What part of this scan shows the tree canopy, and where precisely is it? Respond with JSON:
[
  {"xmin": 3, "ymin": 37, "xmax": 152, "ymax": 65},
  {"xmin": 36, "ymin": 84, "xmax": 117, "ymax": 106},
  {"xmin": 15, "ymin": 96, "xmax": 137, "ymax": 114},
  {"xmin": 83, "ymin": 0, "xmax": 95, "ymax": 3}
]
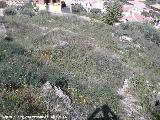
[{"xmin": 102, "ymin": 1, "xmax": 123, "ymax": 25}]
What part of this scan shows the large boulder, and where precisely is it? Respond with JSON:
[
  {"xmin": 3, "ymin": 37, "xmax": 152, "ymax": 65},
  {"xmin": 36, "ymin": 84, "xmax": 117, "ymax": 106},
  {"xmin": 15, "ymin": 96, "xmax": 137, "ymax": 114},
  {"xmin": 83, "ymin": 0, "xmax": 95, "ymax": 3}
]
[
  {"xmin": 0, "ymin": 23, "xmax": 6, "ymax": 39},
  {"xmin": 41, "ymin": 81, "xmax": 84, "ymax": 120}
]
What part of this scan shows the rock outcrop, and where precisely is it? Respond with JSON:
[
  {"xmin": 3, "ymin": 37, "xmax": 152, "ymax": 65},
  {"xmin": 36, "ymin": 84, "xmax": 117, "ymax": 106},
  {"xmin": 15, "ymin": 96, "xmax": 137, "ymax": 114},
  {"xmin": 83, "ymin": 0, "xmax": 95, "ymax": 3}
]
[{"xmin": 41, "ymin": 81, "xmax": 84, "ymax": 120}]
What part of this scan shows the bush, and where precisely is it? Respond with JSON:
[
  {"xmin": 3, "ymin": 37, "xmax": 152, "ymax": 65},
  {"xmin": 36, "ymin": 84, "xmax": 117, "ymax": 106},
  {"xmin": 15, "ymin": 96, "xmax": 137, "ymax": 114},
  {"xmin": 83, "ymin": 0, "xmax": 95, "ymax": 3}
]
[
  {"xmin": 0, "ymin": 86, "xmax": 47, "ymax": 116},
  {"xmin": 141, "ymin": 11, "xmax": 150, "ymax": 17},
  {"xmin": 116, "ymin": 22, "xmax": 160, "ymax": 45},
  {"xmin": 3, "ymin": 7, "xmax": 17, "ymax": 16},
  {"xmin": 0, "ymin": 39, "xmax": 70, "ymax": 87},
  {"xmin": 102, "ymin": 1, "xmax": 123, "ymax": 25},
  {"xmin": 39, "ymin": 10, "xmax": 51, "ymax": 16},
  {"xmin": 103, "ymin": 2, "xmax": 108, "ymax": 6},
  {"xmin": 24, "ymin": 1, "xmax": 34, "ymax": 9},
  {"xmin": 80, "ymin": 12, "xmax": 102, "ymax": 20},
  {"xmin": 140, "ymin": 23, "xmax": 160, "ymax": 45},
  {"xmin": 16, "ymin": 5, "xmax": 26, "ymax": 12},
  {"xmin": 71, "ymin": 4, "xmax": 86, "ymax": 14},
  {"xmin": 4, "ymin": 32, "xmax": 14, "ymax": 42},
  {"xmin": 90, "ymin": 8, "xmax": 101, "ymax": 14},
  {"xmin": 144, "ymin": 93, "xmax": 160, "ymax": 120},
  {"xmin": 155, "ymin": 12, "xmax": 160, "ymax": 19},
  {"xmin": 21, "ymin": 8, "xmax": 35, "ymax": 17},
  {"xmin": 0, "ymin": 1, "xmax": 7, "ymax": 8}
]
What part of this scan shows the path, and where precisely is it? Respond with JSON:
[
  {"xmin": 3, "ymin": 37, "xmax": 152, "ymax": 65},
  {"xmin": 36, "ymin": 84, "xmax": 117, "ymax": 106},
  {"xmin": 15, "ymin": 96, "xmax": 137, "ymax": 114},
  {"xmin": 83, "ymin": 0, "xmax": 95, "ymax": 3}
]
[
  {"xmin": 0, "ymin": 9, "xmax": 4, "ymax": 16},
  {"xmin": 118, "ymin": 76, "xmax": 145, "ymax": 120},
  {"xmin": 117, "ymin": 36, "xmax": 146, "ymax": 120}
]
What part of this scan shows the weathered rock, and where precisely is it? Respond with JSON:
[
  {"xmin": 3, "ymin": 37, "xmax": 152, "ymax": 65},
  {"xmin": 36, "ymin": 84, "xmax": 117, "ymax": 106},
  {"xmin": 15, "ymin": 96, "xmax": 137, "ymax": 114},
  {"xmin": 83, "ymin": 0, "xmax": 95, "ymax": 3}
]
[
  {"xmin": 41, "ymin": 81, "xmax": 84, "ymax": 120},
  {"xmin": 0, "ymin": 9, "xmax": 4, "ymax": 17},
  {"xmin": 118, "ymin": 77, "xmax": 145, "ymax": 120},
  {"xmin": 42, "ymin": 81, "xmax": 53, "ymax": 92},
  {"xmin": 0, "ymin": 23, "xmax": 6, "ymax": 39},
  {"xmin": 119, "ymin": 36, "xmax": 133, "ymax": 42}
]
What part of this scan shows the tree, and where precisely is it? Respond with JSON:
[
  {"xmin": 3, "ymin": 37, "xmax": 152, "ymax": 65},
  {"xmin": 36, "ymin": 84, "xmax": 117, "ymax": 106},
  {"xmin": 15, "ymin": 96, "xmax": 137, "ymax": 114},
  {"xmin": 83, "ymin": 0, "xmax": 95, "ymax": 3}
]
[
  {"xmin": 71, "ymin": 4, "xmax": 86, "ymax": 14},
  {"xmin": 0, "ymin": 0, "xmax": 7, "ymax": 8},
  {"xmin": 141, "ymin": 11, "xmax": 150, "ymax": 17},
  {"xmin": 145, "ymin": 0, "xmax": 159, "ymax": 6},
  {"xmin": 3, "ymin": 7, "xmax": 17, "ymax": 16},
  {"xmin": 102, "ymin": 1, "xmax": 123, "ymax": 25}
]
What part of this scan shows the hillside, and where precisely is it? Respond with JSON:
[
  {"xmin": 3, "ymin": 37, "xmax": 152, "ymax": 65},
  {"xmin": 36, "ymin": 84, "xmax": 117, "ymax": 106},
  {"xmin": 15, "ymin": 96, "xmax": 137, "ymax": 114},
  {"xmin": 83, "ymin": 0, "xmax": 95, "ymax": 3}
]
[{"xmin": 0, "ymin": 12, "xmax": 160, "ymax": 119}]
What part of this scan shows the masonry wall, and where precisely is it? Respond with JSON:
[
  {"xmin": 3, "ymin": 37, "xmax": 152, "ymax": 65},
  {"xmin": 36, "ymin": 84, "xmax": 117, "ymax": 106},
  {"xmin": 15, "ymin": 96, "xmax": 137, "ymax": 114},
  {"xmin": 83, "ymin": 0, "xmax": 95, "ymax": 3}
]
[
  {"xmin": 34, "ymin": 0, "xmax": 61, "ymax": 4},
  {"xmin": 34, "ymin": 0, "xmax": 45, "ymax": 4}
]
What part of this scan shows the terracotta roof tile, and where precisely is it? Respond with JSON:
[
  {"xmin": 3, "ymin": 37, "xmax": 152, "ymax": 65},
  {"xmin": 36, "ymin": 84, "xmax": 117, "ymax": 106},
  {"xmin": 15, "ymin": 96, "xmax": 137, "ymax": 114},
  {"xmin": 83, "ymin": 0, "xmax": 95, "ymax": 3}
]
[
  {"xmin": 150, "ymin": 3, "xmax": 160, "ymax": 10},
  {"xmin": 123, "ymin": 4, "xmax": 133, "ymax": 12},
  {"xmin": 120, "ymin": 12, "xmax": 150, "ymax": 22}
]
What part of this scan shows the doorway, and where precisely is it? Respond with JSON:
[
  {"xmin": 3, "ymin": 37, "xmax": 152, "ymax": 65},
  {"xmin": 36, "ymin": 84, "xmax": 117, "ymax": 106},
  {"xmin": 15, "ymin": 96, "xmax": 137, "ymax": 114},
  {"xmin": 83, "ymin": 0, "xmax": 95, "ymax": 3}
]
[
  {"xmin": 44, "ymin": 0, "xmax": 51, "ymax": 5},
  {"xmin": 52, "ymin": 0, "xmax": 57, "ymax": 3}
]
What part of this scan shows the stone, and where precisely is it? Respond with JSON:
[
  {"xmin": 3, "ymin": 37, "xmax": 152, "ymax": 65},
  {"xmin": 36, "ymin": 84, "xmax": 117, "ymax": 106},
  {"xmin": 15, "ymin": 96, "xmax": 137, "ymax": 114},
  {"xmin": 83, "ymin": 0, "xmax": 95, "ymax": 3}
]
[
  {"xmin": 119, "ymin": 36, "xmax": 133, "ymax": 42},
  {"xmin": 42, "ymin": 81, "xmax": 53, "ymax": 92},
  {"xmin": 0, "ymin": 24, "xmax": 6, "ymax": 39}
]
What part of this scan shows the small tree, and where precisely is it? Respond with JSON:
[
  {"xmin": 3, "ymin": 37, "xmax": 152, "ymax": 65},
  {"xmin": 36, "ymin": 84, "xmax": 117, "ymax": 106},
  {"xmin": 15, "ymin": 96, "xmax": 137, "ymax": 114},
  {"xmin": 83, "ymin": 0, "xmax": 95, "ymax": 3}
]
[
  {"xmin": 141, "ymin": 11, "xmax": 150, "ymax": 17},
  {"xmin": 0, "ymin": 0, "xmax": 7, "ymax": 8},
  {"xmin": 24, "ymin": 0, "xmax": 34, "ymax": 9},
  {"xmin": 3, "ymin": 7, "xmax": 17, "ymax": 16},
  {"xmin": 102, "ymin": 1, "xmax": 123, "ymax": 25},
  {"xmin": 145, "ymin": 0, "xmax": 157, "ymax": 6},
  {"xmin": 21, "ymin": 8, "xmax": 35, "ymax": 17},
  {"xmin": 71, "ymin": 4, "xmax": 86, "ymax": 14},
  {"xmin": 90, "ymin": 8, "xmax": 101, "ymax": 14}
]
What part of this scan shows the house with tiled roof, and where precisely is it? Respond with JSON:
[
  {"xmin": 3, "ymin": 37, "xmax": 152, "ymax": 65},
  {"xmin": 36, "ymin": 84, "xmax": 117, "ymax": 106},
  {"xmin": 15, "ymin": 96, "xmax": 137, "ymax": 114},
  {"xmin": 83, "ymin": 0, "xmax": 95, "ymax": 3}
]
[
  {"xmin": 121, "ymin": 0, "xmax": 151, "ymax": 23},
  {"xmin": 33, "ymin": 0, "xmax": 62, "ymax": 5},
  {"xmin": 33, "ymin": 0, "xmax": 73, "ymax": 13},
  {"xmin": 150, "ymin": 3, "xmax": 160, "ymax": 12},
  {"xmin": 123, "ymin": 4, "xmax": 133, "ymax": 12},
  {"xmin": 6, "ymin": 0, "xmax": 30, "ymax": 6},
  {"xmin": 120, "ymin": 10, "xmax": 150, "ymax": 22},
  {"xmin": 127, "ymin": 0, "xmax": 147, "ymax": 14},
  {"xmin": 122, "ymin": 4, "xmax": 133, "ymax": 16}
]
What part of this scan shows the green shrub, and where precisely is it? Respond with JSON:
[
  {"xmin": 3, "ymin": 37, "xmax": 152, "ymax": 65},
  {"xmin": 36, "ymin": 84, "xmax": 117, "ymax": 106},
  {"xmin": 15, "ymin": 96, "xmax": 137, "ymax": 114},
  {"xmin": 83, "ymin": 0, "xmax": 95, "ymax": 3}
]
[
  {"xmin": 24, "ymin": 1, "xmax": 34, "ymax": 9},
  {"xmin": 71, "ymin": 4, "xmax": 86, "ymax": 14},
  {"xmin": 0, "ymin": 86, "xmax": 47, "ymax": 116},
  {"xmin": 155, "ymin": 12, "xmax": 160, "ymax": 19},
  {"xmin": 0, "ymin": 1, "xmax": 7, "ymax": 8},
  {"xmin": 80, "ymin": 11, "xmax": 102, "ymax": 20},
  {"xmin": 141, "ymin": 11, "xmax": 150, "ymax": 17},
  {"xmin": 116, "ymin": 22, "xmax": 160, "ymax": 45},
  {"xmin": 103, "ymin": 2, "xmax": 108, "ymax": 6},
  {"xmin": 102, "ymin": 1, "xmax": 123, "ymax": 25},
  {"xmin": 140, "ymin": 24, "xmax": 160, "ymax": 45},
  {"xmin": 4, "ymin": 32, "xmax": 14, "ymax": 42},
  {"xmin": 39, "ymin": 10, "xmax": 51, "ymax": 16},
  {"xmin": 21, "ymin": 8, "xmax": 35, "ymax": 17},
  {"xmin": 145, "ymin": 0, "xmax": 157, "ymax": 6},
  {"xmin": 90, "ymin": 8, "xmax": 101, "ymax": 14},
  {"xmin": 144, "ymin": 94, "xmax": 160, "ymax": 120},
  {"xmin": 3, "ymin": 7, "xmax": 17, "ymax": 16},
  {"xmin": 16, "ymin": 5, "xmax": 26, "ymax": 12}
]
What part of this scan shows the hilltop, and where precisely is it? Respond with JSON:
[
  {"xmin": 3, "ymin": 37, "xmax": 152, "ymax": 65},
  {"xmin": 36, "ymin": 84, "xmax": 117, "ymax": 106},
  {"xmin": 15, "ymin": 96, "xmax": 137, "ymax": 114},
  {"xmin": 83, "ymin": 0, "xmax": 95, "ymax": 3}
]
[{"xmin": 0, "ymin": 10, "xmax": 160, "ymax": 120}]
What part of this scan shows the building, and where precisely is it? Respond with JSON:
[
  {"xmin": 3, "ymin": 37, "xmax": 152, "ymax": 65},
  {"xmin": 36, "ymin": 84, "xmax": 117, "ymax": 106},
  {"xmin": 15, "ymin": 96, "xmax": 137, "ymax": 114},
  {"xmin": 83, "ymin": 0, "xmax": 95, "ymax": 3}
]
[
  {"xmin": 120, "ymin": 10, "xmax": 150, "ymax": 22},
  {"xmin": 34, "ymin": 0, "xmax": 61, "ymax": 5},
  {"xmin": 80, "ymin": 0, "xmax": 105, "ymax": 12},
  {"xmin": 122, "ymin": 4, "xmax": 133, "ymax": 15},
  {"xmin": 150, "ymin": 3, "xmax": 160, "ymax": 12},
  {"xmin": 127, "ymin": 1, "xmax": 147, "ymax": 14},
  {"xmin": 132, "ymin": 12, "xmax": 150, "ymax": 21},
  {"xmin": 34, "ymin": 0, "xmax": 73, "ymax": 13},
  {"xmin": 6, "ymin": 0, "xmax": 30, "ymax": 6},
  {"xmin": 121, "ymin": 2, "xmax": 150, "ymax": 23}
]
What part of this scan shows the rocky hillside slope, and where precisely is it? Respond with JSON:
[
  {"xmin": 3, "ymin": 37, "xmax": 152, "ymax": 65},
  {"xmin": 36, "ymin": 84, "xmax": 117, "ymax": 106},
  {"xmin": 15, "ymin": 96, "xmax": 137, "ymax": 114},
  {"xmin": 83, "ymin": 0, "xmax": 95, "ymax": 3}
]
[{"xmin": 0, "ymin": 13, "xmax": 159, "ymax": 120}]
